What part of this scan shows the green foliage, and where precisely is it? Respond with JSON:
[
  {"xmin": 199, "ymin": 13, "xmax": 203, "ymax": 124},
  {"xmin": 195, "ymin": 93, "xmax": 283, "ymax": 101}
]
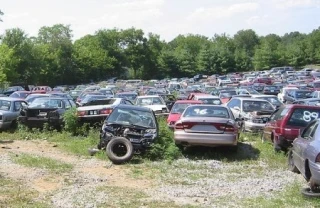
[
  {"xmin": 11, "ymin": 153, "xmax": 73, "ymax": 173},
  {"xmin": 145, "ymin": 117, "xmax": 182, "ymax": 161},
  {"xmin": 63, "ymin": 107, "xmax": 79, "ymax": 134}
]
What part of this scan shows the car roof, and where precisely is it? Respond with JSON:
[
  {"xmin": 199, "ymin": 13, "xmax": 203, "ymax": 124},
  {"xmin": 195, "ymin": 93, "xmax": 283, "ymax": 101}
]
[
  {"xmin": 285, "ymin": 104, "xmax": 320, "ymax": 109},
  {"xmin": 174, "ymin": 100, "xmax": 203, "ymax": 104},
  {"xmin": 137, "ymin": 95, "xmax": 161, "ymax": 98},
  {"xmin": 230, "ymin": 97, "xmax": 270, "ymax": 102},
  {"xmin": 116, "ymin": 104, "xmax": 153, "ymax": 112},
  {"xmin": 195, "ymin": 95, "xmax": 220, "ymax": 98},
  {"xmin": 0, "ymin": 97, "xmax": 24, "ymax": 101}
]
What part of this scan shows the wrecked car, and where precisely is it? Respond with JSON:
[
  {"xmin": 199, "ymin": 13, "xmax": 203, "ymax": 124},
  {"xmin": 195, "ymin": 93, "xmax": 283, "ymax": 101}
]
[
  {"xmin": 98, "ymin": 104, "xmax": 158, "ymax": 164},
  {"xmin": 226, "ymin": 97, "xmax": 275, "ymax": 132},
  {"xmin": 19, "ymin": 97, "xmax": 76, "ymax": 129}
]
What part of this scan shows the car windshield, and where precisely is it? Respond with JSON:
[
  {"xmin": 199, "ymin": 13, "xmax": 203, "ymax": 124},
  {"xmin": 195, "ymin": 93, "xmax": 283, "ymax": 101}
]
[
  {"xmin": 84, "ymin": 99, "xmax": 116, "ymax": 106},
  {"xmin": 107, "ymin": 108, "xmax": 156, "ymax": 128},
  {"xmin": 136, "ymin": 97, "xmax": 164, "ymax": 105},
  {"xmin": 0, "ymin": 100, "xmax": 11, "ymax": 111},
  {"xmin": 259, "ymin": 97, "xmax": 282, "ymax": 106},
  {"xmin": 287, "ymin": 108, "xmax": 320, "ymax": 127},
  {"xmin": 243, "ymin": 100, "xmax": 274, "ymax": 112},
  {"xmin": 296, "ymin": 91, "xmax": 311, "ymax": 98},
  {"xmin": 82, "ymin": 96, "xmax": 108, "ymax": 103},
  {"xmin": 198, "ymin": 98, "xmax": 221, "ymax": 105},
  {"xmin": 29, "ymin": 98, "xmax": 63, "ymax": 108},
  {"xmin": 116, "ymin": 94, "xmax": 137, "ymax": 100},
  {"xmin": 183, "ymin": 106, "xmax": 230, "ymax": 118},
  {"xmin": 171, "ymin": 103, "xmax": 192, "ymax": 114}
]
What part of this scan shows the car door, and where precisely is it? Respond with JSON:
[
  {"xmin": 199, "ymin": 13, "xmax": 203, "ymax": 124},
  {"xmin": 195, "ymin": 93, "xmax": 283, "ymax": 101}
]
[{"xmin": 293, "ymin": 120, "xmax": 318, "ymax": 172}]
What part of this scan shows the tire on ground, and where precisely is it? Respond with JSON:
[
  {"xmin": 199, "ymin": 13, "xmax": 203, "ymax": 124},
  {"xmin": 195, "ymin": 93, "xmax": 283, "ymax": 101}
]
[{"xmin": 106, "ymin": 137, "xmax": 134, "ymax": 164}]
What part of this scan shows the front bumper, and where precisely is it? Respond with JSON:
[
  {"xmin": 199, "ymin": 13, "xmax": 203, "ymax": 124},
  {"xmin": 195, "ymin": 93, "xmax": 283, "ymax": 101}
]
[
  {"xmin": 174, "ymin": 130, "xmax": 238, "ymax": 147},
  {"xmin": 244, "ymin": 121, "xmax": 266, "ymax": 132}
]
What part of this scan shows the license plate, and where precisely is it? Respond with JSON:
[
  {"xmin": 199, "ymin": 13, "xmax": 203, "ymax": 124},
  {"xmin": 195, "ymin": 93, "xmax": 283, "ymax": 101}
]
[
  {"xmin": 130, "ymin": 139, "xmax": 140, "ymax": 143},
  {"xmin": 191, "ymin": 125, "xmax": 217, "ymax": 132},
  {"xmin": 271, "ymin": 90, "xmax": 274, "ymax": 92},
  {"xmin": 39, "ymin": 112, "xmax": 47, "ymax": 116},
  {"xmin": 89, "ymin": 110, "xmax": 98, "ymax": 115}
]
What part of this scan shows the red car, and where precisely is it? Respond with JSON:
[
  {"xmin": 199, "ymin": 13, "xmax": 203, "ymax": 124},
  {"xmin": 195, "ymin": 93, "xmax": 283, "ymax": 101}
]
[
  {"xmin": 167, "ymin": 100, "xmax": 202, "ymax": 128},
  {"xmin": 262, "ymin": 104, "xmax": 320, "ymax": 152},
  {"xmin": 252, "ymin": 78, "xmax": 273, "ymax": 85}
]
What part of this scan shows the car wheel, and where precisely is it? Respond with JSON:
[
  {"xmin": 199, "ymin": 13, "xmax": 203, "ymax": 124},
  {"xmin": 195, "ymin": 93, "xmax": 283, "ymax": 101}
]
[
  {"xmin": 273, "ymin": 136, "xmax": 281, "ymax": 153},
  {"xmin": 288, "ymin": 149, "xmax": 300, "ymax": 173},
  {"xmin": 301, "ymin": 187, "xmax": 320, "ymax": 198},
  {"xmin": 106, "ymin": 137, "xmax": 134, "ymax": 164},
  {"xmin": 310, "ymin": 179, "xmax": 320, "ymax": 193}
]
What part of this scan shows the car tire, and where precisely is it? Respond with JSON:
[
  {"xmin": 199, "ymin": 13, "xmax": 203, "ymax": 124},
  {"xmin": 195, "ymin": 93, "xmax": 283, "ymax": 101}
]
[
  {"xmin": 273, "ymin": 136, "xmax": 281, "ymax": 153},
  {"xmin": 301, "ymin": 187, "xmax": 320, "ymax": 198},
  {"xmin": 106, "ymin": 137, "xmax": 134, "ymax": 164},
  {"xmin": 310, "ymin": 178, "xmax": 320, "ymax": 193},
  {"xmin": 288, "ymin": 149, "xmax": 300, "ymax": 173}
]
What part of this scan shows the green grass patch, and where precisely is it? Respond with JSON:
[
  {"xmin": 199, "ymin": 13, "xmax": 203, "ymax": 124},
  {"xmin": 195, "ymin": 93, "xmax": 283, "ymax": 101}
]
[
  {"xmin": 11, "ymin": 153, "xmax": 73, "ymax": 174},
  {"xmin": 242, "ymin": 182, "xmax": 320, "ymax": 208},
  {"xmin": 0, "ymin": 176, "xmax": 49, "ymax": 208}
]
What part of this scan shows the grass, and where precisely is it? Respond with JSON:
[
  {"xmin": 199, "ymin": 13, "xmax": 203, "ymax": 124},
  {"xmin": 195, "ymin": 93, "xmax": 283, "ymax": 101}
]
[
  {"xmin": 0, "ymin": 177, "xmax": 49, "ymax": 208},
  {"xmin": 241, "ymin": 182, "xmax": 320, "ymax": 208},
  {"xmin": 11, "ymin": 153, "xmax": 73, "ymax": 174}
]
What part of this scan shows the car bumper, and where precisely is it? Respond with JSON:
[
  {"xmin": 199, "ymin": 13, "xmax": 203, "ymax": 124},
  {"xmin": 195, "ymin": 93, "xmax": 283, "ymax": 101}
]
[
  {"xmin": 244, "ymin": 121, "xmax": 266, "ymax": 132},
  {"xmin": 174, "ymin": 130, "xmax": 238, "ymax": 147},
  {"xmin": 0, "ymin": 121, "xmax": 12, "ymax": 130},
  {"xmin": 309, "ymin": 161, "xmax": 320, "ymax": 185},
  {"xmin": 19, "ymin": 116, "xmax": 62, "ymax": 128}
]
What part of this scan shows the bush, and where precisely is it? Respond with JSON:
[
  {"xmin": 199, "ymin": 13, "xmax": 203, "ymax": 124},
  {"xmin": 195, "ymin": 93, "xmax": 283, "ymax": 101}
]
[
  {"xmin": 145, "ymin": 117, "xmax": 182, "ymax": 161},
  {"xmin": 63, "ymin": 107, "xmax": 79, "ymax": 135}
]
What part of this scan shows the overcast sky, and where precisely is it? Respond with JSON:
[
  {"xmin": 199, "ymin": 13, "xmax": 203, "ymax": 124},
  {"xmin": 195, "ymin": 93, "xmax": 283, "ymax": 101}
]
[{"xmin": 1, "ymin": 0, "xmax": 320, "ymax": 41}]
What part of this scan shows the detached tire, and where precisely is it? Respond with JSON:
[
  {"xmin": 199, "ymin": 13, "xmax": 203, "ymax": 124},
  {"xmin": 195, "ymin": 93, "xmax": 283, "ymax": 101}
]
[{"xmin": 106, "ymin": 137, "xmax": 134, "ymax": 164}]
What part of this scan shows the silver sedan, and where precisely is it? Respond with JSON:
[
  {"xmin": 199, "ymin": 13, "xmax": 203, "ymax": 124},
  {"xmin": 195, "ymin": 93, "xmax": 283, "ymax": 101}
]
[
  {"xmin": 173, "ymin": 105, "xmax": 239, "ymax": 149},
  {"xmin": 288, "ymin": 118, "xmax": 320, "ymax": 193}
]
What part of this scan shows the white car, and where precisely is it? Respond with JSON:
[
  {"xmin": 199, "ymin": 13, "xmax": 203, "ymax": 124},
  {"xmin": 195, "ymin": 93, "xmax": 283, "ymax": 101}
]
[
  {"xmin": 134, "ymin": 95, "xmax": 169, "ymax": 116},
  {"xmin": 278, "ymin": 87, "xmax": 298, "ymax": 102}
]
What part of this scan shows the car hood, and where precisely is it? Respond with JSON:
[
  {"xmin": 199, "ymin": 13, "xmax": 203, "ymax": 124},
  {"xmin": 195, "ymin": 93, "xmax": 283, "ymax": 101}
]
[{"xmin": 141, "ymin": 105, "xmax": 167, "ymax": 111}]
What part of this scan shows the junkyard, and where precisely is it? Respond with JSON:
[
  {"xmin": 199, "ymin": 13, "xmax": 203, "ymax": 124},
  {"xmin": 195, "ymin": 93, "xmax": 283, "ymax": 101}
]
[{"xmin": 1, "ymin": 1, "xmax": 320, "ymax": 207}]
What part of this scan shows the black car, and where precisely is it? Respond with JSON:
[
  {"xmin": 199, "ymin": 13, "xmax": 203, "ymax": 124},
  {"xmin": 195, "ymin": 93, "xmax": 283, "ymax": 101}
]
[
  {"xmin": 98, "ymin": 104, "xmax": 158, "ymax": 164},
  {"xmin": 262, "ymin": 85, "xmax": 280, "ymax": 95},
  {"xmin": 19, "ymin": 97, "xmax": 76, "ymax": 129}
]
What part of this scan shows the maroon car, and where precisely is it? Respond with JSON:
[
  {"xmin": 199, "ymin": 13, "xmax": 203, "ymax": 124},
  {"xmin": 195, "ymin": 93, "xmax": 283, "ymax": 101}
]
[
  {"xmin": 262, "ymin": 104, "xmax": 320, "ymax": 151},
  {"xmin": 253, "ymin": 77, "xmax": 273, "ymax": 85}
]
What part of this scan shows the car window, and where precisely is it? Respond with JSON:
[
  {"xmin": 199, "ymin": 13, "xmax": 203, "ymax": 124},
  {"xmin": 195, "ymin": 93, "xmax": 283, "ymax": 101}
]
[
  {"xmin": 14, "ymin": 101, "xmax": 22, "ymax": 111},
  {"xmin": 302, "ymin": 121, "xmax": 318, "ymax": 139},
  {"xmin": 227, "ymin": 99, "xmax": 239, "ymax": 109},
  {"xmin": 287, "ymin": 108, "xmax": 320, "ymax": 127},
  {"xmin": 63, "ymin": 100, "xmax": 71, "ymax": 109}
]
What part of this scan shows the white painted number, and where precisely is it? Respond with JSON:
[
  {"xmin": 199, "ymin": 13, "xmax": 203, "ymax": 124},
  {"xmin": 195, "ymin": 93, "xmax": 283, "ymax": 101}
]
[{"xmin": 303, "ymin": 111, "xmax": 319, "ymax": 122}]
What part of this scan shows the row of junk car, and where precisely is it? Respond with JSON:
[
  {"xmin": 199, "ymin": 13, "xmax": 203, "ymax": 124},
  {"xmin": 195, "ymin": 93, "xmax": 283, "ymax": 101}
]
[{"xmin": 0, "ymin": 66, "xmax": 319, "ymax": 195}]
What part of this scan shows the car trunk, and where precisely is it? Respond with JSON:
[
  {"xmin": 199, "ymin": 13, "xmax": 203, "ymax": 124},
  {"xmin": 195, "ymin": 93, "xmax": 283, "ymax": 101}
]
[
  {"xmin": 26, "ymin": 108, "xmax": 58, "ymax": 117},
  {"xmin": 178, "ymin": 118, "xmax": 235, "ymax": 134}
]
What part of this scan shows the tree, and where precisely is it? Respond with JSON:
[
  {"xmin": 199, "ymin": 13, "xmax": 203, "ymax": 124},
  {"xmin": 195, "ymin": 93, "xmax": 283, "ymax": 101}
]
[
  {"xmin": 233, "ymin": 29, "xmax": 259, "ymax": 57},
  {"xmin": 0, "ymin": 10, "xmax": 3, "ymax": 22}
]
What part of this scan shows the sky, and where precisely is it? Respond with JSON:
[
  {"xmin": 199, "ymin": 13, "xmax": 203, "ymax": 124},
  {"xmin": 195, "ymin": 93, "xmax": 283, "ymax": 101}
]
[{"xmin": 1, "ymin": 0, "xmax": 320, "ymax": 41}]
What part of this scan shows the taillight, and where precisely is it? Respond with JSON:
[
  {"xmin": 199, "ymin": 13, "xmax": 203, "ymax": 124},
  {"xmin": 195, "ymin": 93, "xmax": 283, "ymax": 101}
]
[
  {"xmin": 316, "ymin": 153, "xmax": 320, "ymax": 163},
  {"xmin": 100, "ymin": 109, "xmax": 112, "ymax": 115},
  {"xmin": 77, "ymin": 111, "xmax": 86, "ymax": 116},
  {"xmin": 175, "ymin": 123, "xmax": 184, "ymax": 130}
]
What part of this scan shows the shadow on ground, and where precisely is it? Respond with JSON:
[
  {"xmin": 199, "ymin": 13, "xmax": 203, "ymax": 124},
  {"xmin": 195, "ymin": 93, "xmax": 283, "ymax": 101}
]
[{"xmin": 181, "ymin": 142, "xmax": 260, "ymax": 162}]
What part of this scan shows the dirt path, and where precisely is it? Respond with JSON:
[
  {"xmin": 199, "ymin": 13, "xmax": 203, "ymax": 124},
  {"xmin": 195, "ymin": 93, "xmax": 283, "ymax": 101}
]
[{"xmin": 0, "ymin": 140, "xmax": 153, "ymax": 207}]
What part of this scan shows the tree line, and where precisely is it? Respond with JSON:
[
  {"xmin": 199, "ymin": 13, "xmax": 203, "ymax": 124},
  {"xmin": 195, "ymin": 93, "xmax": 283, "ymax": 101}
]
[{"xmin": 0, "ymin": 23, "xmax": 320, "ymax": 86}]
